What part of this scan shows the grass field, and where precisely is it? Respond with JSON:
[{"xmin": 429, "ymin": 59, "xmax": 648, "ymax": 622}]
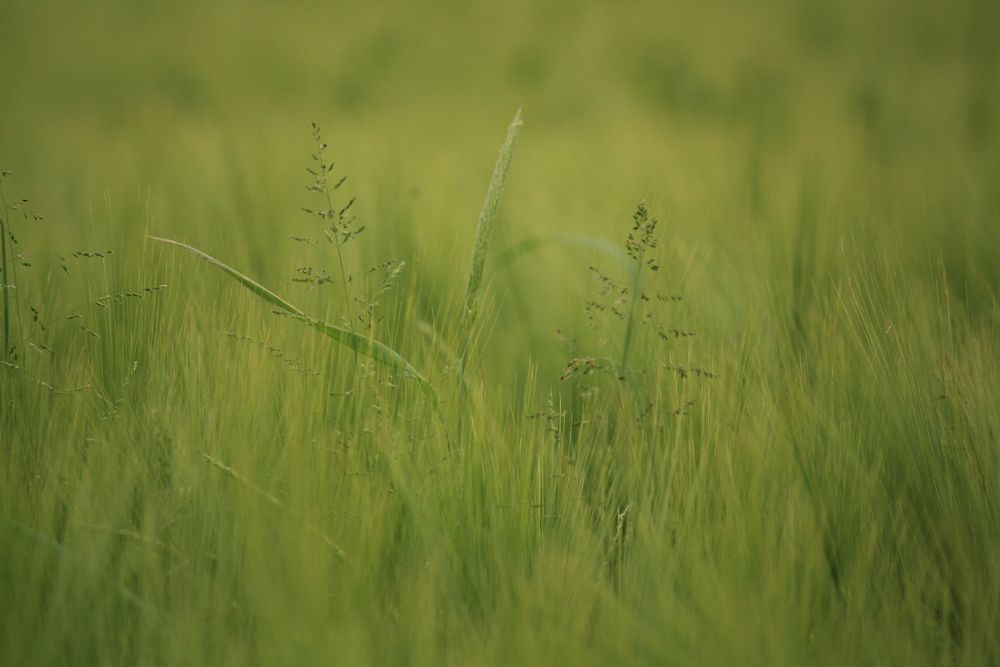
[{"xmin": 2, "ymin": 0, "xmax": 999, "ymax": 664}]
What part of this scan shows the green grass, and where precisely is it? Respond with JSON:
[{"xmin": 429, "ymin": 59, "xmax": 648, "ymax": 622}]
[
  {"xmin": 146, "ymin": 235, "xmax": 431, "ymax": 388},
  {"xmin": 2, "ymin": 0, "xmax": 999, "ymax": 665}
]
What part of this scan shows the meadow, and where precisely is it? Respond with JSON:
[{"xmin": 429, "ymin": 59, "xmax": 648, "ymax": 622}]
[{"xmin": 1, "ymin": 0, "xmax": 999, "ymax": 664}]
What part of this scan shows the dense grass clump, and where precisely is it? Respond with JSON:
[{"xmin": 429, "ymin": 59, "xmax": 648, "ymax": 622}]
[{"xmin": 2, "ymin": 0, "xmax": 999, "ymax": 665}]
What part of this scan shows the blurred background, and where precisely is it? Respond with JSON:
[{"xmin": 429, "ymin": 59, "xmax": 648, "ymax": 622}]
[{"xmin": 2, "ymin": 0, "xmax": 999, "ymax": 377}]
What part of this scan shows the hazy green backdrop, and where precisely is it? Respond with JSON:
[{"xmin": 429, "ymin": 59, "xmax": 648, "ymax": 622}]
[{"xmin": 2, "ymin": 0, "xmax": 998, "ymax": 665}]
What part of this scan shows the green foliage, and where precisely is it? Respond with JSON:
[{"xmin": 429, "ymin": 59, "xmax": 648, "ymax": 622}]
[
  {"xmin": 148, "ymin": 235, "xmax": 430, "ymax": 386},
  {"xmin": 2, "ymin": 1, "xmax": 1000, "ymax": 665},
  {"xmin": 463, "ymin": 108, "xmax": 523, "ymax": 320}
]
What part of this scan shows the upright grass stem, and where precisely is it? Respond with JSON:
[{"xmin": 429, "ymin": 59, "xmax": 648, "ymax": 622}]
[
  {"xmin": 462, "ymin": 109, "xmax": 523, "ymax": 321},
  {"xmin": 620, "ymin": 202, "xmax": 658, "ymax": 379},
  {"xmin": 0, "ymin": 182, "xmax": 9, "ymax": 360},
  {"xmin": 619, "ymin": 259, "xmax": 644, "ymax": 379},
  {"xmin": 456, "ymin": 109, "xmax": 523, "ymax": 440},
  {"xmin": 310, "ymin": 130, "xmax": 358, "ymax": 363}
]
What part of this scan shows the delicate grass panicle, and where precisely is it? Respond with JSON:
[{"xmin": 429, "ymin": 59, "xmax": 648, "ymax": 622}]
[
  {"xmin": 563, "ymin": 202, "xmax": 697, "ymax": 385},
  {"xmin": 147, "ymin": 114, "xmax": 531, "ymax": 428},
  {"xmin": 0, "ymin": 169, "xmax": 43, "ymax": 363},
  {"xmin": 0, "ymin": 172, "xmax": 99, "ymax": 369},
  {"xmin": 620, "ymin": 201, "xmax": 659, "ymax": 377},
  {"xmin": 301, "ymin": 121, "xmax": 363, "ymax": 330},
  {"xmin": 149, "ymin": 123, "xmax": 429, "ymax": 389},
  {"xmin": 0, "ymin": 172, "xmax": 13, "ymax": 361}
]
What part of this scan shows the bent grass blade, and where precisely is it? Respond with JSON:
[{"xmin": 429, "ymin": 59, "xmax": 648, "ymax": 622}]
[
  {"xmin": 493, "ymin": 232, "xmax": 633, "ymax": 276},
  {"xmin": 147, "ymin": 235, "xmax": 431, "ymax": 388}
]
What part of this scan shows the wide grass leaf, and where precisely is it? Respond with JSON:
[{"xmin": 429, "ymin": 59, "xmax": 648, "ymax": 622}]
[{"xmin": 148, "ymin": 235, "xmax": 430, "ymax": 386}]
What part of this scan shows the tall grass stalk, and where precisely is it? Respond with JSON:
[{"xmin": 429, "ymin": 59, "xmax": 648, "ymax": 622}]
[
  {"xmin": 462, "ymin": 109, "xmax": 523, "ymax": 321},
  {"xmin": 620, "ymin": 264, "xmax": 644, "ymax": 379},
  {"xmin": 619, "ymin": 202, "xmax": 658, "ymax": 379},
  {"xmin": 0, "ymin": 174, "xmax": 10, "ymax": 359},
  {"xmin": 309, "ymin": 124, "xmax": 356, "ymax": 340},
  {"xmin": 456, "ymin": 109, "xmax": 522, "ymax": 437}
]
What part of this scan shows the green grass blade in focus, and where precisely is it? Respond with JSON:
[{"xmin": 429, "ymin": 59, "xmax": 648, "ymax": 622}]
[
  {"xmin": 148, "ymin": 235, "xmax": 431, "ymax": 387},
  {"xmin": 463, "ymin": 108, "xmax": 522, "ymax": 318}
]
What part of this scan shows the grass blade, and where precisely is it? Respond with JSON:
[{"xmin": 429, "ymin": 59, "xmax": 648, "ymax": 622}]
[
  {"xmin": 279, "ymin": 311, "xmax": 428, "ymax": 384},
  {"xmin": 149, "ymin": 236, "xmax": 301, "ymax": 314},
  {"xmin": 456, "ymin": 109, "xmax": 523, "ymax": 440},
  {"xmin": 463, "ymin": 108, "xmax": 523, "ymax": 317},
  {"xmin": 148, "ymin": 235, "xmax": 431, "ymax": 386},
  {"xmin": 4, "ymin": 519, "xmax": 157, "ymax": 615},
  {"xmin": 493, "ymin": 232, "xmax": 633, "ymax": 275},
  {"xmin": 202, "ymin": 453, "xmax": 348, "ymax": 562}
]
